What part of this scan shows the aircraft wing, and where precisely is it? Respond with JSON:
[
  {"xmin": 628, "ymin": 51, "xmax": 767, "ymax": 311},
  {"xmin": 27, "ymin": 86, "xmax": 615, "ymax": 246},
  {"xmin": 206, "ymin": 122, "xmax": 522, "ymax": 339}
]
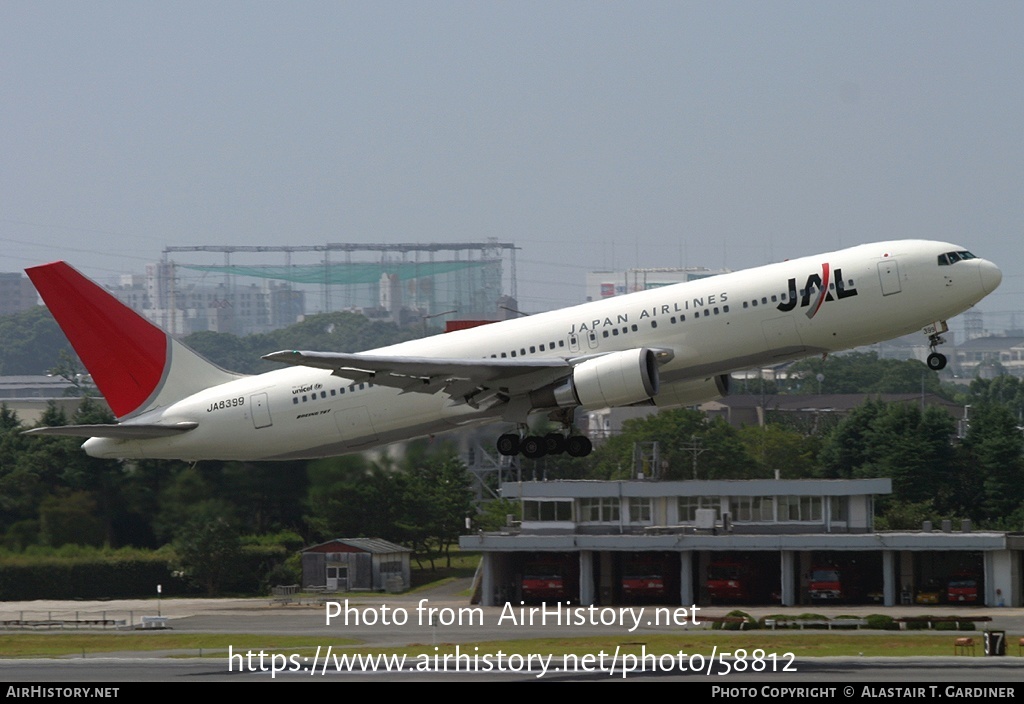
[
  {"xmin": 23, "ymin": 422, "xmax": 199, "ymax": 440},
  {"xmin": 262, "ymin": 349, "xmax": 575, "ymax": 406}
]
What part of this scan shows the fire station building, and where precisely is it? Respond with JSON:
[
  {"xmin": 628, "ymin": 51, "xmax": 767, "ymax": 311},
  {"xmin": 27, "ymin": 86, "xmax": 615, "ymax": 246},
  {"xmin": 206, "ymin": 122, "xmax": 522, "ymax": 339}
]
[{"xmin": 462, "ymin": 478, "xmax": 1023, "ymax": 608}]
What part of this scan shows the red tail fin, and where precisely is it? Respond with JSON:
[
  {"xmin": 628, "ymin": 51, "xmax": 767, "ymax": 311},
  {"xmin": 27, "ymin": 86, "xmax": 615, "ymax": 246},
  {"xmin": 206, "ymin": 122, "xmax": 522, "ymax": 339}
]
[
  {"xmin": 27, "ymin": 262, "xmax": 168, "ymax": 418},
  {"xmin": 27, "ymin": 262, "xmax": 240, "ymax": 419}
]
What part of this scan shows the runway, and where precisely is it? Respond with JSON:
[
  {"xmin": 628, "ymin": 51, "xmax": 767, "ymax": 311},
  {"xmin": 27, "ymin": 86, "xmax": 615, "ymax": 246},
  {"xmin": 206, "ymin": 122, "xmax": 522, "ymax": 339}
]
[{"xmin": 3, "ymin": 590, "xmax": 1023, "ymax": 683}]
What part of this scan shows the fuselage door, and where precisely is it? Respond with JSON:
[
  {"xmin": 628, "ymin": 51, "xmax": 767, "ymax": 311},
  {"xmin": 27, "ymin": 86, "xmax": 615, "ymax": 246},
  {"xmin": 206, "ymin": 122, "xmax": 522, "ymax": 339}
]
[
  {"xmin": 335, "ymin": 406, "xmax": 379, "ymax": 447},
  {"xmin": 251, "ymin": 392, "xmax": 272, "ymax": 429},
  {"xmin": 761, "ymin": 316, "xmax": 806, "ymax": 358},
  {"xmin": 587, "ymin": 331, "xmax": 599, "ymax": 349},
  {"xmin": 877, "ymin": 259, "xmax": 902, "ymax": 296}
]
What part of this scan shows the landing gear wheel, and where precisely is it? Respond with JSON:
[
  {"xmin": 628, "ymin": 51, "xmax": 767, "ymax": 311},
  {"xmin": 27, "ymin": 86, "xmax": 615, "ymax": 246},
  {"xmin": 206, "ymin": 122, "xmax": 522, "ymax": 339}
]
[
  {"xmin": 496, "ymin": 433, "xmax": 520, "ymax": 456},
  {"xmin": 543, "ymin": 432, "xmax": 567, "ymax": 455},
  {"xmin": 565, "ymin": 435, "xmax": 593, "ymax": 458},
  {"xmin": 520, "ymin": 436, "xmax": 546, "ymax": 459},
  {"xmin": 927, "ymin": 352, "xmax": 947, "ymax": 371}
]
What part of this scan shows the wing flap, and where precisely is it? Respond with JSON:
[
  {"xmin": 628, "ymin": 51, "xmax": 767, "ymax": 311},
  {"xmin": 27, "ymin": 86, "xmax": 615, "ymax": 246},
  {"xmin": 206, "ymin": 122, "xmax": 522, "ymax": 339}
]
[{"xmin": 262, "ymin": 350, "xmax": 573, "ymax": 403}]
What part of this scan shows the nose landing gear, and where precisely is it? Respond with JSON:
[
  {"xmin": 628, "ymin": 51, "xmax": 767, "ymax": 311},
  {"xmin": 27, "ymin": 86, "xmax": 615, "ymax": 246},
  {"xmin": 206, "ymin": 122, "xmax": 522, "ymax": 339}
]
[{"xmin": 925, "ymin": 321, "xmax": 949, "ymax": 371}]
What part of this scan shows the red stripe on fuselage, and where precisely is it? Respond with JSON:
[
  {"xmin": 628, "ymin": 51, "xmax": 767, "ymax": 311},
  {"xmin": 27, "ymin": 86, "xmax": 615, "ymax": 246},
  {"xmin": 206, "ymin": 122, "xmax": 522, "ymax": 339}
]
[
  {"xmin": 809, "ymin": 262, "xmax": 831, "ymax": 318},
  {"xmin": 26, "ymin": 262, "xmax": 167, "ymax": 418}
]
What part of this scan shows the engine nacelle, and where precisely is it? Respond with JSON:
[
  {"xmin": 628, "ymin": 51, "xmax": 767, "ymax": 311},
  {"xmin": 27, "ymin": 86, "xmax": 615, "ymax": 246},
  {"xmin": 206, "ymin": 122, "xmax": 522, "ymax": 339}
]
[
  {"xmin": 532, "ymin": 348, "xmax": 660, "ymax": 410},
  {"xmin": 652, "ymin": 374, "xmax": 730, "ymax": 408}
]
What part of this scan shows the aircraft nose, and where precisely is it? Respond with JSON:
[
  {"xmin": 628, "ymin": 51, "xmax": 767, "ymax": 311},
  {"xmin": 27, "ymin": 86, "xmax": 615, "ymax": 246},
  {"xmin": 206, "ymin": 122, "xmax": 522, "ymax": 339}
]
[{"xmin": 978, "ymin": 259, "xmax": 1002, "ymax": 294}]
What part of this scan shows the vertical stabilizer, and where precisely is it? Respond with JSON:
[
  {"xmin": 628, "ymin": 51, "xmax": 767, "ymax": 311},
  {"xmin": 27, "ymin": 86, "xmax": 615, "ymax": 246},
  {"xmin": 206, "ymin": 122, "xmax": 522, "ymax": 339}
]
[{"xmin": 26, "ymin": 262, "xmax": 242, "ymax": 419}]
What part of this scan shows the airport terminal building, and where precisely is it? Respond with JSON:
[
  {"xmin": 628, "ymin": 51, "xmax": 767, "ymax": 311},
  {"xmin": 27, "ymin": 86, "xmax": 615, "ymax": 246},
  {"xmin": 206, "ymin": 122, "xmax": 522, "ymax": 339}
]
[{"xmin": 462, "ymin": 478, "xmax": 1023, "ymax": 608}]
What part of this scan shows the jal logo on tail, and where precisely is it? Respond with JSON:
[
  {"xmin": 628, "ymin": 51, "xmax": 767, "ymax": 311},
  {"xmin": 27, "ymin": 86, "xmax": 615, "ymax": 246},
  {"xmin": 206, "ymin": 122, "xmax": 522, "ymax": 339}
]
[{"xmin": 777, "ymin": 263, "xmax": 858, "ymax": 318}]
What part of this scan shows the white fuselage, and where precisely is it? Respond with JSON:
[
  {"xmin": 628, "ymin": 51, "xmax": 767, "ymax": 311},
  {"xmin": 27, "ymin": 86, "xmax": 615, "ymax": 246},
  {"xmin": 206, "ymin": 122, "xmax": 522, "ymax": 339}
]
[{"xmin": 82, "ymin": 240, "xmax": 1000, "ymax": 461}]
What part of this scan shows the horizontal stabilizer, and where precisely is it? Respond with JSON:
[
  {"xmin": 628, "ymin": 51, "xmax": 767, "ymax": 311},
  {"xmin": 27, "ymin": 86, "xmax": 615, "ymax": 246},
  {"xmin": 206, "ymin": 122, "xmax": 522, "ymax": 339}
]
[{"xmin": 23, "ymin": 422, "xmax": 199, "ymax": 440}]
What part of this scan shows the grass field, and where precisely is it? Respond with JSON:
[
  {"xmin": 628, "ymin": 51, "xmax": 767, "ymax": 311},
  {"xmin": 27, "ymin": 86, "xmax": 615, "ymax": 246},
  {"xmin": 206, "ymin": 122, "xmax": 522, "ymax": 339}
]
[{"xmin": 0, "ymin": 630, "xmax": 1015, "ymax": 659}]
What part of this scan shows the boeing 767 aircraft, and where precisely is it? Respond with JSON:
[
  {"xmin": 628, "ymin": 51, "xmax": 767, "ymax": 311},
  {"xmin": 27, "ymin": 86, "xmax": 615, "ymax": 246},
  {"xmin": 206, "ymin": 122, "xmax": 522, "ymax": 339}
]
[{"xmin": 24, "ymin": 240, "xmax": 1000, "ymax": 461}]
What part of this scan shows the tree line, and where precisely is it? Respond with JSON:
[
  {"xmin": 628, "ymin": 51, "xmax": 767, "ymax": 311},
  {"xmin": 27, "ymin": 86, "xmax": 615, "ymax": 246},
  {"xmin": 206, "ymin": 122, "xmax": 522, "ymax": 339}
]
[
  {"xmin": 534, "ymin": 386, "xmax": 1024, "ymax": 530},
  {"xmin": 2, "ymin": 305, "xmax": 1023, "ymax": 592}
]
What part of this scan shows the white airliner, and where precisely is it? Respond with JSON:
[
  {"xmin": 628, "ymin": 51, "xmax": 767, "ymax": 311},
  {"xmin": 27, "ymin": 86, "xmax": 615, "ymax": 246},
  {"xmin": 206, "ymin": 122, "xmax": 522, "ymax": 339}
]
[{"xmin": 25, "ymin": 240, "xmax": 1000, "ymax": 461}]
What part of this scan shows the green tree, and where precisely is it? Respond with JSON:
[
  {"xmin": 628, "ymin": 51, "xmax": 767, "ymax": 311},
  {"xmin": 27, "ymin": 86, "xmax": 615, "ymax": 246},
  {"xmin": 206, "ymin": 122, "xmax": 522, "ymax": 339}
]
[
  {"xmin": 856, "ymin": 404, "xmax": 955, "ymax": 504},
  {"xmin": 174, "ymin": 514, "xmax": 243, "ymax": 596},
  {"xmin": 820, "ymin": 401, "xmax": 957, "ymax": 496},
  {"xmin": 587, "ymin": 408, "xmax": 757, "ymax": 480},
  {"xmin": 473, "ymin": 497, "xmax": 520, "ymax": 532},
  {"xmin": 305, "ymin": 455, "xmax": 401, "ymax": 542},
  {"xmin": 737, "ymin": 424, "xmax": 820, "ymax": 478},
  {"xmin": 964, "ymin": 376, "xmax": 1024, "ymax": 423},
  {"xmin": 784, "ymin": 352, "xmax": 947, "ymax": 396},
  {"xmin": 39, "ymin": 491, "xmax": 105, "ymax": 546},
  {"xmin": 180, "ymin": 331, "xmax": 255, "ymax": 373},
  {"xmin": 0, "ymin": 307, "xmax": 74, "ymax": 376},
  {"xmin": 818, "ymin": 400, "xmax": 885, "ymax": 478},
  {"xmin": 405, "ymin": 448, "xmax": 473, "ymax": 568},
  {"xmin": 963, "ymin": 402, "xmax": 1024, "ymax": 523}
]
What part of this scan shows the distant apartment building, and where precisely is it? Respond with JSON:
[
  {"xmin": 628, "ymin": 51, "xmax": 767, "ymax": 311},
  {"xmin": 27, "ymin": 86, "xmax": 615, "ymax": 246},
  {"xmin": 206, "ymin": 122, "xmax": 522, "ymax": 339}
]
[
  {"xmin": 585, "ymin": 266, "xmax": 730, "ymax": 302},
  {"xmin": 954, "ymin": 335, "xmax": 1024, "ymax": 379},
  {"xmin": 0, "ymin": 273, "xmax": 38, "ymax": 316},
  {"xmin": 109, "ymin": 263, "xmax": 305, "ymax": 336}
]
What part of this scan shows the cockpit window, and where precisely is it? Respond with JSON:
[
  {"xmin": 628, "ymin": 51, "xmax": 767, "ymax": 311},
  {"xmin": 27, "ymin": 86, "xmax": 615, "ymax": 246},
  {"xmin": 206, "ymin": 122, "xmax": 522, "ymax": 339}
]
[{"xmin": 938, "ymin": 250, "xmax": 977, "ymax": 266}]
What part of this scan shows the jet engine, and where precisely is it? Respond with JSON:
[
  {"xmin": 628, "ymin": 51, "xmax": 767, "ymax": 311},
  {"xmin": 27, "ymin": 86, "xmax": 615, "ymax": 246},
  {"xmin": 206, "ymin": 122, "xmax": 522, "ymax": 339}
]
[
  {"xmin": 531, "ymin": 348, "xmax": 659, "ymax": 410},
  {"xmin": 651, "ymin": 374, "xmax": 730, "ymax": 408}
]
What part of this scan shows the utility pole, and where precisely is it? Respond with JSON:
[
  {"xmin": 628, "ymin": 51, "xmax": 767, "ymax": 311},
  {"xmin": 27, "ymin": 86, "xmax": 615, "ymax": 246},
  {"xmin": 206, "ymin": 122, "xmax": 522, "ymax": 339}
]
[{"xmin": 681, "ymin": 435, "xmax": 707, "ymax": 480}]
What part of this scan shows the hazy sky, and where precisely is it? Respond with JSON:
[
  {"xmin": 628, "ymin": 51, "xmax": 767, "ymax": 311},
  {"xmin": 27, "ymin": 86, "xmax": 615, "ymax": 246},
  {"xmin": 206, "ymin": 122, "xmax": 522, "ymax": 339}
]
[{"xmin": 2, "ymin": 2, "xmax": 1021, "ymax": 332}]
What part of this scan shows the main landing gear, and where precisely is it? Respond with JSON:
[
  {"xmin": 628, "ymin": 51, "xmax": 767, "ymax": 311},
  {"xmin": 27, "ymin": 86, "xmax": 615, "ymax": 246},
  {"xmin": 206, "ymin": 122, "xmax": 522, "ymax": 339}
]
[
  {"xmin": 925, "ymin": 321, "xmax": 949, "ymax": 371},
  {"xmin": 496, "ymin": 430, "xmax": 593, "ymax": 458}
]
